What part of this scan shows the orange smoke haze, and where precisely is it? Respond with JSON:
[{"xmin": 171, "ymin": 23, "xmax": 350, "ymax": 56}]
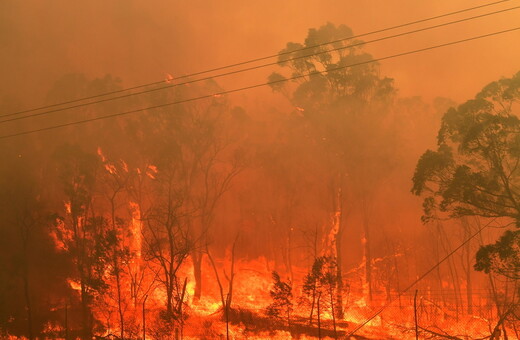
[
  {"xmin": 1, "ymin": 0, "xmax": 519, "ymax": 105},
  {"xmin": 1, "ymin": 1, "xmax": 519, "ymax": 339}
]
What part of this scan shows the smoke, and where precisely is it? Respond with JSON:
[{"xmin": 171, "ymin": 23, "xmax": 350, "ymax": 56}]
[
  {"xmin": 0, "ymin": 1, "xmax": 519, "ymax": 338},
  {"xmin": 1, "ymin": 0, "xmax": 519, "ymax": 107}
]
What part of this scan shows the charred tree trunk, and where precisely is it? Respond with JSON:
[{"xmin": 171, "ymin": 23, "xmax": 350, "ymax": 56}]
[
  {"xmin": 329, "ymin": 282, "xmax": 337, "ymax": 339},
  {"xmin": 142, "ymin": 295, "xmax": 147, "ymax": 340},
  {"xmin": 207, "ymin": 235, "xmax": 239, "ymax": 340},
  {"xmin": 414, "ymin": 290, "xmax": 419, "ymax": 340},
  {"xmin": 317, "ymin": 291, "xmax": 322, "ymax": 340},
  {"xmin": 362, "ymin": 198, "xmax": 373, "ymax": 305},
  {"xmin": 437, "ymin": 223, "xmax": 463, "ymax": 319},
  {"xmin": 192, "ymin": 251, "xmax": 203, "ymax": 301},
  {"xmin": 20, "ymin": 222, "xmax": 34, "ymax": 340},
  {"xmin": 80, "ymin": 280, "xmax": 92, "ymax": 340},
  {"xmin": 22, "ymin": 260, "xmax": 34, "ymax": 340},
  {"xmin": 333, "ymin": 182, "xmax": 344, "ymax": 319},
  {"xmin": 309, "ymin": 282, "xmax": 317, "ymax": 325},
  {"xmin": 391, "ymin": 242, "xmax": 402, "ymax": 309},
  {"xmin": 461, "ymin": 218, "xmax": 473, "ymax": 314},
  {"xmin": 286, "ymin": 228, "xmax": 294, "ymax": 284},
  {"xmin": 110, "ymin": 196, "xmax": 125, "ymax": 340},
  {"xmin": 115, "ymin": 263, "xmax": 124, "ymax": 340},
  {"xmin": 73, "ymin": 213, "xmax": 93, "ymax": 340}
]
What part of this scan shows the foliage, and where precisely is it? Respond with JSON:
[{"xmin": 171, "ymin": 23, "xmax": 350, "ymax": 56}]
[
  {"xmin": 301, "ymin": 256, "xmax": 338, "ymax": 313},
  {"xmin": 475, "ymin": 229, "xmax": 520, "ymax": 279},
  {"xmin": 266, "ymin": 271, "xmax": 293, "ymax": 322},
  {"xmin": 269, "ymin": 23, "xmax": 396, "ymax": 179},
  {"xmin": 412, "ymin": 71, "xmax": 520, "ymax": 222},
  {"xmin": 412, "ymin": 71, "xmax": 520, "ymax": 279},
  {"xmin": 303, "ymin": 257, "xmax": 338, "ymax": 293}
]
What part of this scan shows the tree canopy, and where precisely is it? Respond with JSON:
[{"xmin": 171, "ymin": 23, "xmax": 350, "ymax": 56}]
[
  {"xmin": 412, "ymin": 71, "xmax": 520, "ymax": 223},
  {"xmin": 412, "ymin": 71, "xmax": 520, "ymax": 276}
]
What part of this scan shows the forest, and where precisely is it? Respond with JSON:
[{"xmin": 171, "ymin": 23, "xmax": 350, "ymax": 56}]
[{"xmin": 1, "ymin": 2, "xmax": 520, "ymax": 340}]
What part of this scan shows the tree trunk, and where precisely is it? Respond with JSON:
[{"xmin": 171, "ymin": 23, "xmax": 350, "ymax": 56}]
[
  {"xmin": 22, "ymin": 265, "xmax": 34, "ymax": 340},
  {"xmin": 111, "ymin": 197, "xmax": 125, "ymax": 340},
  {"xmin": 192, "ymin": 251, "xmax": 203, "ymax": 301},
  {"xmin": 80, "ymin": 281, "xmax": 92, "ymax": 340},
  {"xmin": 309, "ymin": 283, "xmax": 316, "ymax": 325},
  {"xmin": 461, "ymin": 218, "xmax": 473, "ymax": 314},
  {"xmin": 362, "ymin": 200, "xmax": 373, "ymax": 305},
  {"xmin": 115, "ymin": 271, "xmax": 124, "ymax": 339},
  {"xmin": 330, "ymin": 284, "xmax": 337, "ymax": 339},
  {"xmin": 334, "ymin": 184, "xmax": 344, "ymax": 319},
  {"xmin": 21, "ymin": 236, "xmax": 33, "ymax": 340},
  {"xmin": 414, "ymin": 290, "xmax": 419, "ymax": 340},
  {"xmin": 142, "ymin": 295, "xmax": 147, "ymax": 340},
  {"xmin": 317, "ymin": 292, "xmax": 322, "ymax": 340}
]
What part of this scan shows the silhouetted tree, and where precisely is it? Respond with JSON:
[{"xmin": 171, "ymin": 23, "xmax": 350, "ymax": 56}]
[
  {"xmin": 269, "ymin": 22, "xmax": 396, "ymax": 314},
  {"xmin": 51, "ymin": 144, "xmax": 113, "ymax": 339},
  {"xmin": 412, "ymin": 71, "xmax": 520, "ymax": 328},
  {"xmin": 266, "ymin": 271, "xmax": 293, "ymax": 327},
  {"xmin": 412, "ymin": 71, "xmax": 520, "ymax": 258},
  {"xmin": 302, "ymin": 256, "xmax": 339, "ymax": 336}
]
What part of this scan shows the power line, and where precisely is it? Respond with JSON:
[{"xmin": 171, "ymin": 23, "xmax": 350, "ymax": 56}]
[
  {"xmin": 1, "ymin": 0, "xmax": 515, "ymax": 120},
  {"xmin": 1, "ymin": 26, "xmax": 519, "ymax": 141},
  {"xmin": 2, "ymin": 5, "xmax": 519, "ymax": 126},
  {"xmin": 345, "ymin": 217, "xmax": 499, "ymax": 338}
]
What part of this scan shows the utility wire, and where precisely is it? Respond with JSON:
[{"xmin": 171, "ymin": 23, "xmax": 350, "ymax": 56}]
[
  {"xmin": 1, "ymin": 0, "xmax": 515, "ymax": 120},
  {"xmin": 1, "ymin": 26, "xmax": 518, "ymax": 140},
  {"xmin": 1, "ymin": 5, "xmax": 519, "ymax": 125},
  {"xmin": 345, "ymin": 217, "xmax": 499, "ymax": 338}
]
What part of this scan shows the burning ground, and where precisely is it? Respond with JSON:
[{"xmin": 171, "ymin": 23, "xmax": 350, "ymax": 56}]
[{"xmin": 1, "ymin": 2, "xmax": 520, "ymax": 339}]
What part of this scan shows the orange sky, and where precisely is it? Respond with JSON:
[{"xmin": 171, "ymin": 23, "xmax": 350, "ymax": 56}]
[{"xmin": 1, "ymin": 0, "xmax": 519, "ymax": 106}]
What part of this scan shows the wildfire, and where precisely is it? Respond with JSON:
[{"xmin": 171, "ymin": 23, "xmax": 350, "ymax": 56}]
[{"xmin": 146, "ymin": 164, "xmax": 158, "ymax": 179}]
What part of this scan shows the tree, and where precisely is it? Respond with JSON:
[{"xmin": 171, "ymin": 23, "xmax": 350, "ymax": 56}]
[
  {"xmin": 269, "ymin": 22, "xmax": 395, "ymax": 315},
  {"xmin": 412, "ymin": 72, "xmax": 520, "ymax": 223},
  {"xmin": 266, "ymin": 271, "xmax": 293, "ymax": 327},
  {"xmin": 475, "ymin": 229, "xmax": 520, "ymax": 280},
  {"xmin": 206, "ymin": 235, "xmax": 239, "ymax": 340},
  {"xmin": 132, "ymin": 79, "xmax": 246, "ymax": 301},
  {"xmin": 0, "ymin": 154, "xmax": 47, "ymax": 339},
  {"xmin": 142, "ymin": 160, "xmax": 191, "ymax": 335},
  {"xmin": 301, "ymin": 256, "xmax": 339, "ymax": 337},
  {"xmin": 51, "ymin": 144, "xmax": 113, "ymax": 339},
  {"xmin": 96, "ymin": 150, "xmax": 134, "ymax": 340},
  {"xmin": 412, "ymin": 71, "xmax": 520, "ymax": 319}
]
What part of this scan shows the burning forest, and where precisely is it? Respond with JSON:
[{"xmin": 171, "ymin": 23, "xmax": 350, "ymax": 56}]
[{"xmin": 1, "ymin": 1, "xmax": 520, "ymax": 339}]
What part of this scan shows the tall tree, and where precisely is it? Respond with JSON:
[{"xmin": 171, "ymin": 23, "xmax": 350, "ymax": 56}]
[
  {"xmin": 132, "ymin": 79, "xmax": 246, "ymax": 301},
  {"xmin": 412, "ymin": 71, "xmax": 520, "ymax": 281},
  {"xmin": 51, "ymin": 144, "xmax": 112, "ymax": 339},
  {"xmin": 269, "ymin": 22, "xmax": 395, "ymax": 314}
]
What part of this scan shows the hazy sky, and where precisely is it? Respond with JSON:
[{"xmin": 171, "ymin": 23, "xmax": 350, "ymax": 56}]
[{"xmin": 1, "ymin": 0, "xmax": 519, "ymax": 107}]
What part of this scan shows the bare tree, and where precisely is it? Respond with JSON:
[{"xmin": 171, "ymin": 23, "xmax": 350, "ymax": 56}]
[{"xmin": 206, "ymin": 235, "xmax": 239, "ymax": 340}]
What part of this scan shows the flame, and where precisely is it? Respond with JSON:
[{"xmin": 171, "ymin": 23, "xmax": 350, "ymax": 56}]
[
  {"xmin": 97, "ymin": 146, "xmax": 106, "ymax": 162},
  {"xmin": 64, "ymin": 201, "xmax": 71, "ymax": 214},
  {"xmin": 42, "ymin": 198, "xmax": 513, "ymax": 339},
  {"xmin": 146, "ymin": 164, "xmax": 158, "ymax": 179},
  {"xmin": 105, "ymin": 163, "xmax": 117, "ymax": 174},
  {"xmin": 67, "ymin": 278, "xmax": 81, "ymax": 291},
  {"xmin": 121, "ymin": 159, "xmax": 129, "ymax": 173},
  {"xmin": 50, "ymin": 211, "xmax": 72, "ymax": 252}
]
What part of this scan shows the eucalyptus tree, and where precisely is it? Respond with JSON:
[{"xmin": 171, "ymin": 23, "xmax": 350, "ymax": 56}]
[
  {"xmin": 269, "ymin": 22, "xmax": 395, "ymax": 314},
  {"xmin": 412, "ymin": 72, "xmax": 520, "ymax": 300}
]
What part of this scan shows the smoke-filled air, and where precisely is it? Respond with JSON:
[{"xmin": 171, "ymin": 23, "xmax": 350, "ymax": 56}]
[{"xmin": 1, "ymin": 1, "xmax": 520, "ymax": 339}]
